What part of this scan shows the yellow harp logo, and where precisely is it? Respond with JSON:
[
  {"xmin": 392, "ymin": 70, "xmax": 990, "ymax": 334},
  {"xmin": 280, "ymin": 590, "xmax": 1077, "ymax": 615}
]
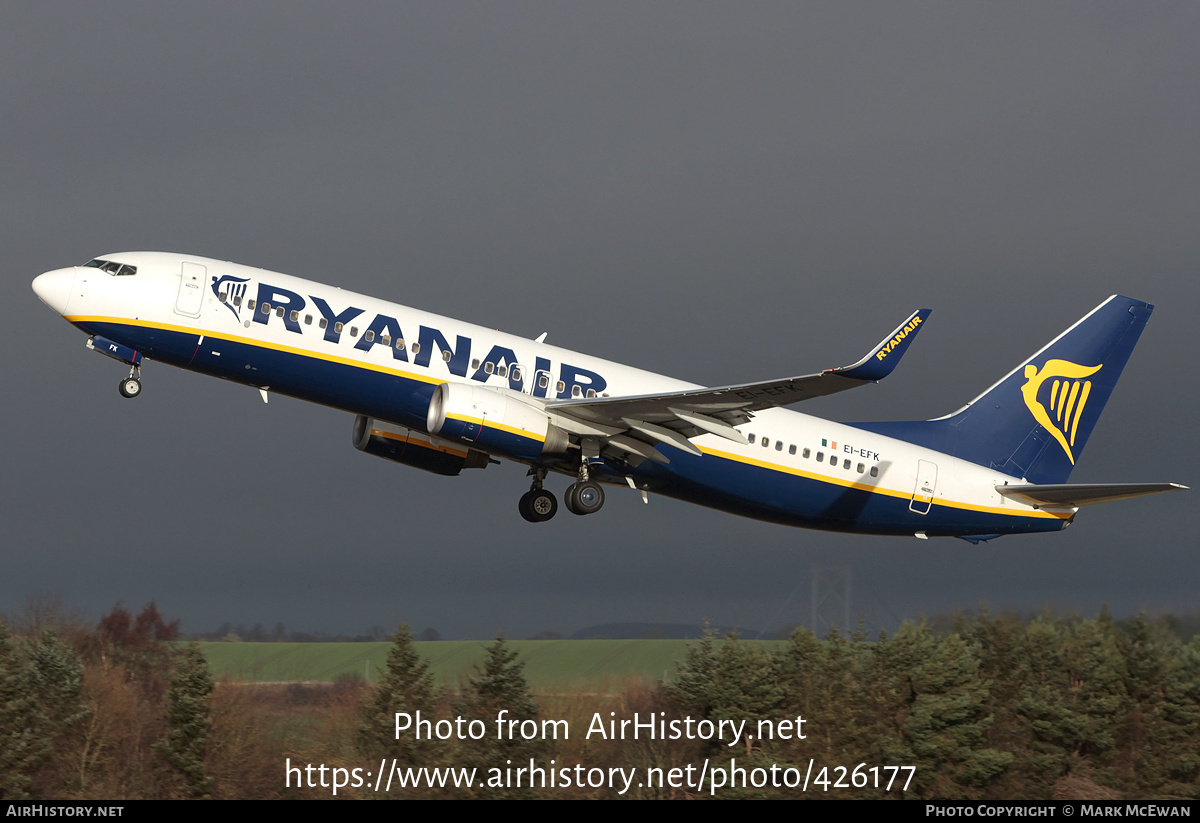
[{"xmin": 1020, "ymin": 360, "xmax": 1102, "ymax": 464}]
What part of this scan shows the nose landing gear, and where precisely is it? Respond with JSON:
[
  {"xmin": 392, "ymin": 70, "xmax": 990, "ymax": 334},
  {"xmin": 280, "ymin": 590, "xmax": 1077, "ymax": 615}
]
[{"xmin": 118, "ymin": 365, "xmax": 142, "ymax": 399}]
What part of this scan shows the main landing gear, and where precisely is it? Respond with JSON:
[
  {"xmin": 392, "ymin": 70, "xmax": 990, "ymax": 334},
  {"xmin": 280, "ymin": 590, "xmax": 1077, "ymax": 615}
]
[
  {"xmin": 519, "ymin": 469, "xmax": 558, "ymax": 523},
  {"xmin": 518, "ymin": 463, "xmax": 607, "ymax": 522},
  {"xmin": 118, "ymin": 365, "xmax": 142, "ymax": 399},
  {"xmin": 565, "ymin": 458, "xmax": 605, "ymax": 516},
  {"xmin": 564, "ymin": 481, "xmax": 604, "ymax": 516}
]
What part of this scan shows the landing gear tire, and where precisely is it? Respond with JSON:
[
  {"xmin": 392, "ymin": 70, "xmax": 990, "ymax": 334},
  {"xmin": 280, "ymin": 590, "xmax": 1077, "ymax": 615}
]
[
  {"xmin": 518, "ymin": 491, "xmax": 537, "ymax": 522},
  {"xmin": 565, "ymin": 481, "xmax": 604, "ymax": 515},
  {"xmin": 119, "ymin": 377, "xmax": 142, "ymax": 398},
  {"xmin": 520, "ymin": 489, "xmax": 557, "ymax": 522}
]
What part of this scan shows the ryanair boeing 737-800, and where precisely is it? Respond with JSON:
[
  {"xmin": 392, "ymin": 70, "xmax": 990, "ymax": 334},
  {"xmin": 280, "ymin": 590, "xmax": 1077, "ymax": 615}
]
[{"xmin": 32, "ymin": 252, "xmax": 1185, "ymax": 540}]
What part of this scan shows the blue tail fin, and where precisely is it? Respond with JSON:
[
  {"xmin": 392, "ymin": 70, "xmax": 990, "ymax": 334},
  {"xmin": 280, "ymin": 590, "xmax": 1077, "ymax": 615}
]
[{"xmin": 852, "ymin": 296, "xmax": 1154, "ymax": 484}]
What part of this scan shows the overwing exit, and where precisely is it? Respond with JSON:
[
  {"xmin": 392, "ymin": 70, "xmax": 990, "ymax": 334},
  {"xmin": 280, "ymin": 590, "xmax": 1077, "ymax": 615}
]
[{"xmin": 32, "ymin": 253, "xmax": 1186, "ymax": 539}]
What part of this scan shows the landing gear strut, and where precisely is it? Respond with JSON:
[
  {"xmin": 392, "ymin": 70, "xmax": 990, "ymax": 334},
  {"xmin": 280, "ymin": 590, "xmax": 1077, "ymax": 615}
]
[
  {"xmin": 565, "ymin": 459, "xmax": 605, "ymax": 516},
  {"xmin": 118, "ymin": 365, "xmax": 142, "ymax": 399},
  {"xmin": 518, "ymin": 468, "xmax": 557, "ymax": 523}
]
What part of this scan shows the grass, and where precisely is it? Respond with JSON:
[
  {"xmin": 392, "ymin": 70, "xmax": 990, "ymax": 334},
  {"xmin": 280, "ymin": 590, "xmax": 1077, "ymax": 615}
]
[{"xmin": 199, "ymin": 638, "xmax": 786, "ymax": 692}]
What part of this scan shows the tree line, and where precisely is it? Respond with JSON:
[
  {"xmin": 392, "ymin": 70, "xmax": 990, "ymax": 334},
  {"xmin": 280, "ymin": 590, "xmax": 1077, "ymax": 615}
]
[{"xmin": 1, "ymin": 603, "xmax": 1197, "ymax": 799}]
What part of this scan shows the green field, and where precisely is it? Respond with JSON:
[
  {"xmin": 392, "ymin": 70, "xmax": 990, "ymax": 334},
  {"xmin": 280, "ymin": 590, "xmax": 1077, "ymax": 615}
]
[{"xmin": 199, "ymin": 639, "xmax": 785, "ymax": 691}]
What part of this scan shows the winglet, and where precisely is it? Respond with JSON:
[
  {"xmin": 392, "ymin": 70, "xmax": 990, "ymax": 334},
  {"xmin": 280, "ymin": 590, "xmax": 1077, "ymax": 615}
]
[{"xmin": 832, "ymin": 308, "xmax": 931, "ymax": 381}]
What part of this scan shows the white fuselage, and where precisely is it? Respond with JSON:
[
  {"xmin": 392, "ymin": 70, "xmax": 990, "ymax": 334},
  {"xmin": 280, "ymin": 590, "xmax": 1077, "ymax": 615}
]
[{"xmin": 33, "ymin": 252, "xmax": 1072, "ymax": 537}]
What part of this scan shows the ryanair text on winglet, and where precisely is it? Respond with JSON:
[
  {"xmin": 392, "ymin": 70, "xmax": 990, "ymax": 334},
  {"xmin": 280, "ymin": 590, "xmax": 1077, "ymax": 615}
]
[{"xmin": 875, "ymin": 315, "xmax": 923, "ymax": 361}]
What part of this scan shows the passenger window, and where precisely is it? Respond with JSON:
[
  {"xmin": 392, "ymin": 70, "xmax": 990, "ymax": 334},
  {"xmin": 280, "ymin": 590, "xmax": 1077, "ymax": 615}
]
[
  {"xmin": 749, "ymin": 434, "xmax": 756, "ymax": 444},
  {"xmin": 395, "ymin": 338, "xmax": 405, "ymax": 350},
  {"xmin": 364, "ymin": 330, "xmax": 375, "ymax": 342},
  {"xmin": 857, "ymin": 463, "xmax": 865, "ymax": 473},
  {"xmin": 803, "ymin": 448, "xmax": 811, "ymax": 459},
  {"xmin": 870, "ymin": 466, "xmax": 879, "ymax": 477},
  {"xmin": 381, "ymin": 335, "xmax": 390, "ymax": 346},
  {"xmin": 556, "ymin": 381, "xmax": 565, "ymax": 393},
  {"xmin": 816, "ymin": 451, "xmax": 823, "ymax": 461},
  {"xmin": 511, "ymin": 367, "xmax": 522, "ymax": 382},
  {"xmin": 247, "ymin": 299, "xmax": 256, "ymax": 310},
  {"xmin": 776, "ymin": 441, "xmax": 783, "ymax": 451},
  {"xmin": 304, "ymin": 315, "xmax": 312, "ymax": 325},
  {"xmin": 350, "ymin": 326, "xmax": 358, "ymax": 337},
  {"xmin": 233, "ymin": 295, "xmax": 242, "ymax": 307},
  {"xmin": 789, "ymin": 445, "xmax": 796, "ymax": 455},
  {"xmin": 829, "ymin": 454, "xmax": 837, "ymax": 465},
  {"xmin": 572, "ymin": 385, "xmax": 582, "ymax": 397},
  {"xmin": 334, "ymin": 322, "xmax": 343, "ymax": 333},
  {"xmin": 319, "ymin": 318, "xmax": 328, "ymax": 329},
  {"xmin": 497, "ymin": 365, "xmax": 508, "ymax": 378},
  {"xmin": 585, "ymin": 388, "xmax": 595, "ymax": 398},
  {"xmin": 290, "ymin": 310, "xmax": 299, "ymax": 322},
  {"xmin": 762, "ymin": 438, "xmax": 770, "ymax": 448},
  {"xmin": 276, "ymin": 306, "xmax": 284, "ymax": 317},
  {"xmin": 261, "ymin": 302, "xmax": 270, "ymax": 314},
  {"xmin": 471, "ymin": 358, "xmax": 481, "ymax": 369},
  {"xmin": 218, "ymin": 292, "xmax": 228, "ymax": 302},
  {"xmin": 442, "ymin": 350, "xmax": 451, "ymax": 362},
  {"xmin": 843, "ymin": 459, "xmax": 851, "ymax": 469},
  {"xmin": 411, "ymin": 342, "xmax": 420, "ymax": 354},
  {"xmin": 484, "ymin": 362, "xmax": 495, "ymax": 374},
  {"xmin": 539, "ymin": 374, "xmax": 549, "ymax": 389}
]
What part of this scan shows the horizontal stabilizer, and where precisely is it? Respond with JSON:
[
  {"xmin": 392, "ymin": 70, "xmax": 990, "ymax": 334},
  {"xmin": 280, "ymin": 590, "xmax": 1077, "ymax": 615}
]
[{"xmin": 995, "ymin": 482, "xmax": 1188, "ymax": 508}]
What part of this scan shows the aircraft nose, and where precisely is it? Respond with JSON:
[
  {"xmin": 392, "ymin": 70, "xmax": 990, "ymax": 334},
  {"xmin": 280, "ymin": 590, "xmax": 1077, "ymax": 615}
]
[{"xmin": 32, "ymin": 268, "xmax": 75, "ymax": 315}]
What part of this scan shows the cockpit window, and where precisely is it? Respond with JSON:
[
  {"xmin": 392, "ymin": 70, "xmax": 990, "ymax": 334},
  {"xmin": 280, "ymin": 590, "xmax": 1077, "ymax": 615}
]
[{"xmin": 83, "ymin": 258, "xmax": 137, "ymax": 276}]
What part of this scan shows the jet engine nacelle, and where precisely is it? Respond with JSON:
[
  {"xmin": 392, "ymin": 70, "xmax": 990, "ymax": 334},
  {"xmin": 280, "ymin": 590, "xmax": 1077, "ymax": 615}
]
[
  {"xmin": 426, "ymin": 382, "xmax": 569, "ymax": 462},
  {"xmin": 353, "ymin": 414, "xmax": 490, "ymax": 477}
]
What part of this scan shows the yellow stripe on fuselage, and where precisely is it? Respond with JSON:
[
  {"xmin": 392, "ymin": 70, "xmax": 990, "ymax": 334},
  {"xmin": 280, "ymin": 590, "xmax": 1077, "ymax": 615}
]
[
  {"xmin": 67, "ymin": 315, "xmax": 446, "ymax": 387},
  {"xmin": 696, "ymin": 445, "xmax": 1071, "ymax": 521},
  {"xmin": 72, "ymin": 316, "xmax": 1065, "ymax": 521}
]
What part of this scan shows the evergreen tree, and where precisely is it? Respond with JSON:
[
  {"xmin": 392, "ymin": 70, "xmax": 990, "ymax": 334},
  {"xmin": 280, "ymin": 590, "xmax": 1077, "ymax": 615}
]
[
  {"xmin": 25, "ymin": 627, "xmax": 91, "ymax": 796},
  {"xmin": 780, "ymin": 626, "xmax": 822, "ymax": 720},
  {"xmin": 1154, "ymin": 636, "xmax": 1200, "ymax": 798},
  {"xmin": 357, "ymin": 624, "xmax": 438, "ymax": 764},
  {"xmin": 667, "ymin": 621, "xmax": 719, "ymax": 717},
  {"xmin": 963, "ymin": 609, "xmax": 1033, "ymax": 797},
  {"xmin": 814, "ymin": 626, "xmax": 871, "ymax": 762},
  {"xmin": 155, "ymin": 643, "xmax": 214, "ymax": 798},
  {"xmin": 1117, "ymin": 612, "xmax": 1169, "ymax": 793},
  {"xmin": 454, "ymin": 636, "xmax": 544, "ymax": 798},
  {"xmin": 708, "ymin": 633, "xmax": 783, "ymax": 751},
  {"xmin": 1061, "ymin": 613, "xmax": 1128, "ymax": 768},
  {"xmin": 1014, "ymin": 616, "xmax": 1085, "ymax": 796},
  {"xmin": 0, "ymin": 623, "xmax": 43, "ymax": 799},
  {"xmin": 872, "ymin": 622, "xmax": 1010, "ymax": 799}
]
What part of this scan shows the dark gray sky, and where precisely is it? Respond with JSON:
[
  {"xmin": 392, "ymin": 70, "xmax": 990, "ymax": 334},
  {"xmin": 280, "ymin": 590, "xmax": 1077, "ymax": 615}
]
[{"xmin": 3, "ymin": 2, "xmax": 1197, "ymax": 639}]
